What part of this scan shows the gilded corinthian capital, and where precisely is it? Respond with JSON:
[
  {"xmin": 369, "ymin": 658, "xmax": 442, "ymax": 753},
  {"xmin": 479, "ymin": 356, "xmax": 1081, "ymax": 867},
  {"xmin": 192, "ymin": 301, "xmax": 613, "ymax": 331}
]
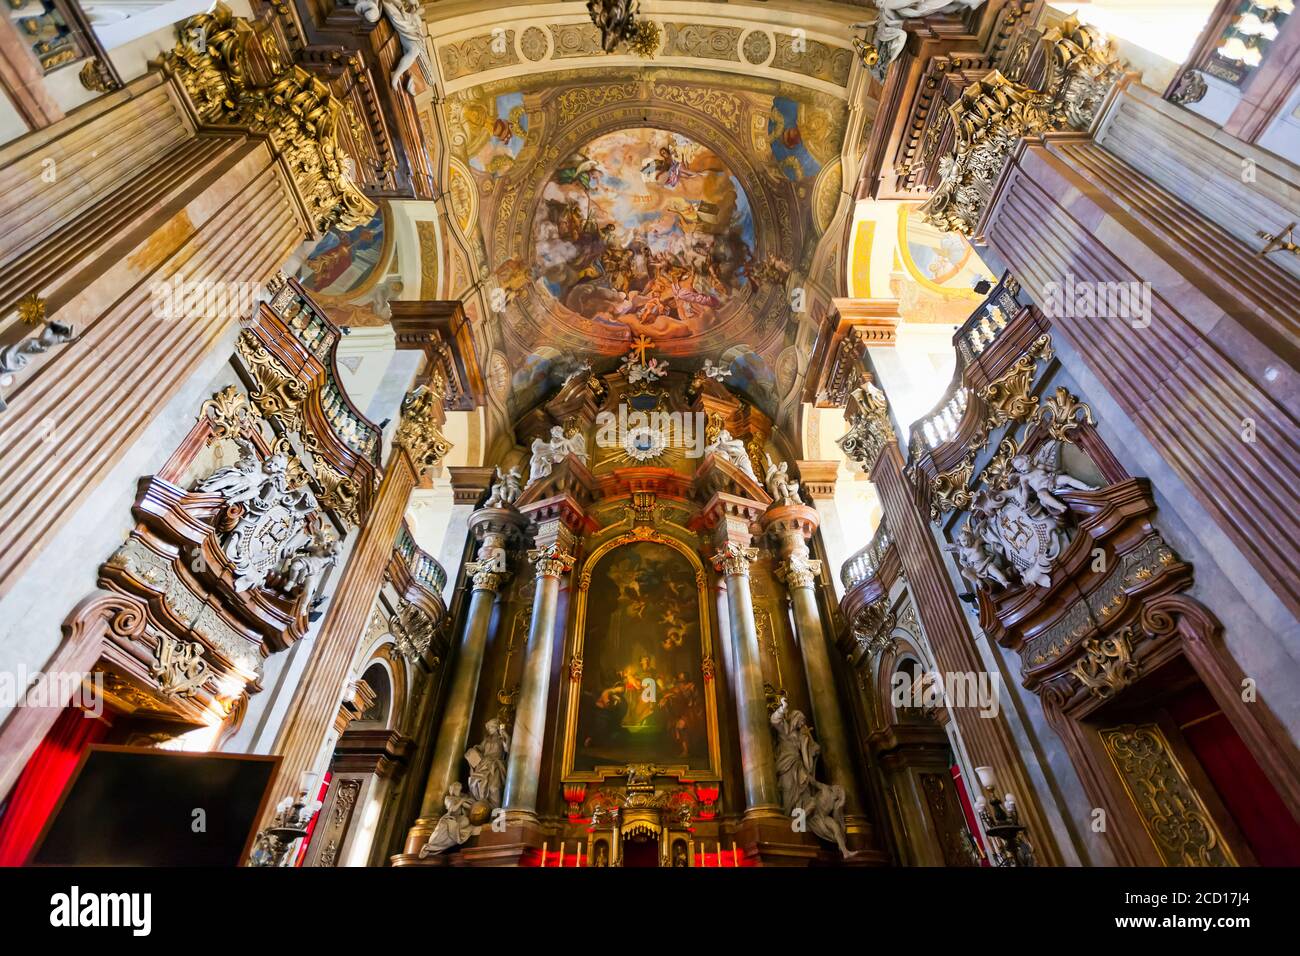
[
  {"xmin": 711, "ymin": 543, "xmax": 759, "ymax": 577},
  {"xmin": 158, "ymin": 3, "xmax": 374, "ymax": 235},
  {"xmin": 395, "ymin": 386, "xmax": 452, "ymax": 477},
  {"xmin": 528, "ymin": 544, "xmax": 576, "ymax": 578}
]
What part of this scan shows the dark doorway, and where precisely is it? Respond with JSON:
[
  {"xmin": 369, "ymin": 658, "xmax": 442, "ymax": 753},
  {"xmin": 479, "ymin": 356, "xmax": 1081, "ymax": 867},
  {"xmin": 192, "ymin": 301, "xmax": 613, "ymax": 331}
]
[{"xmin": 621, "ymin": 836, "xmax": 659, "ymax": 867}]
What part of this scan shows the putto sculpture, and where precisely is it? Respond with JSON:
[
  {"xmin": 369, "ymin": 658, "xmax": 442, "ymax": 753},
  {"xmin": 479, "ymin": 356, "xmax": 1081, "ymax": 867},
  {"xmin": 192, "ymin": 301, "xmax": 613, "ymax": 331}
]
[
  {"xmin": 484, "ymin": 466, "xmax": 523, "ymax": 509},
  {"xmin": 953, "ymin": 440, "xmax": 1096, "ymax": 589},
  {"xmin": 527, "ymin": 425, "xmax": 589, "ymax": 485},
  {"xmin": 194, "ymin": 437, "xmax": 329, "ymax": 594}
]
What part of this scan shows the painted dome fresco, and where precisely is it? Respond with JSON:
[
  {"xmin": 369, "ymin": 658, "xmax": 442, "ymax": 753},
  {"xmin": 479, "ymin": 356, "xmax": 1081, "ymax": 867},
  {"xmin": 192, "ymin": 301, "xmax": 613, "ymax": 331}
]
[{"xmin": 529, "ymin": 128, "xmax": 758, "ymax": 346}]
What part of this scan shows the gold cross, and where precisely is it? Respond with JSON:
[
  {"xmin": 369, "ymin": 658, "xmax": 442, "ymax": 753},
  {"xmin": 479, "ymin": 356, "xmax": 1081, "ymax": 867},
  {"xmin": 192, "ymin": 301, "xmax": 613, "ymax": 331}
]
[{"xmin": 630, "ymin": 334, "xmax": 654, "ymax": 365}]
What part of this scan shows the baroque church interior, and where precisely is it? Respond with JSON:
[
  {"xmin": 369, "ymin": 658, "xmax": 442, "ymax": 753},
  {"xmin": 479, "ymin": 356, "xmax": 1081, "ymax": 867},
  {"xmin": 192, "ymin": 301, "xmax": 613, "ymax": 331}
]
[{"xmin": 0, "ymin": 0, "xmax": 1299, "ymax": 896}]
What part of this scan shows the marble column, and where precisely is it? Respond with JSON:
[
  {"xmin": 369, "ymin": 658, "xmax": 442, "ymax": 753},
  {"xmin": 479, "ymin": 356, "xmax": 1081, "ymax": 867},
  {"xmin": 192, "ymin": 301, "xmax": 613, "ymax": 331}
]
[
  {"xmin": 402, "ymin": 506, "xmax": 524, "ymax": 854},
  {"xmin": 762, "ymin": 504, "xmax": 865, "ymax": 825},
  {"xmin": 711, "ymin": 539, "xmax": 782, "ymax": 817},
  {"xmin": 502, "ymin": 521, "xmax": 576, "ymax": 820}
]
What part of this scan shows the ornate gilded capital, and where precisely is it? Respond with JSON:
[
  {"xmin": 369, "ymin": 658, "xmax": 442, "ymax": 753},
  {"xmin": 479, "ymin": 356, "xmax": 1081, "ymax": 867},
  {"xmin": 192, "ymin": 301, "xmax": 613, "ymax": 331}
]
[
  {"xmin": 528, "ymin": 544, "xmax": 576, "ymax": 579},
  {"xmin": 711, "ymin": 542, "xmax": 759, "ymax": 577},
  {"xmin": 776, "ymin": 554, "xmax": 822, "ymax": 590},
  {"xmin": 395, "ymin": 386, "xmax": 452, "ymax": 477},
  {"xmin": 837, "ymin": 381, "xmax": 895, "ymax": 470},
  {"xmin": 159, "ymin": 3, "xmax": 374, "ymax": 235}
]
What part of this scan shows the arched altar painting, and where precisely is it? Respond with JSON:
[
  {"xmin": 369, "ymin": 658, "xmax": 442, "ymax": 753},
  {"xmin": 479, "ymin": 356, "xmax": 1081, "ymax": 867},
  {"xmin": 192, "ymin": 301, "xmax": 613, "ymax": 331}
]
[{"xmin": 574, "ymin": 542, "xmax": 709, "ymax": 772}]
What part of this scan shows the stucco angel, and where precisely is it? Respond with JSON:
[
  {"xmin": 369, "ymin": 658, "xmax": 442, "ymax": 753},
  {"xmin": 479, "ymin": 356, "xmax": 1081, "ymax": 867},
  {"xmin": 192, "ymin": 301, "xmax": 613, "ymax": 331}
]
[
  {"xmin": 195, "ymin": 436, "xmax": 265, "ymax": 502},
  {"xmin": 704, "ymin": 428, "xmax": 757, "ymax": 480},
  {"xmin": 1011, "ymin": 440, "xmax": 1096, "ymax": 517},
  {"xmin": 945, "ymin": 521, "xmax": 1011, "ymax": 588}
]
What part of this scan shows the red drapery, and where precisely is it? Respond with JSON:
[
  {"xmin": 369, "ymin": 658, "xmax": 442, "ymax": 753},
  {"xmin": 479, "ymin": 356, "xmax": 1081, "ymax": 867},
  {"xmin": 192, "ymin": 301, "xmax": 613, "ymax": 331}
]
[
  {"xmin": 1168, "ymin": 684, "xmax": 1300, "ymax": 866},
  {"xmin": 0, "ymin": 706, "xmax": 110, "ymax": 866}
]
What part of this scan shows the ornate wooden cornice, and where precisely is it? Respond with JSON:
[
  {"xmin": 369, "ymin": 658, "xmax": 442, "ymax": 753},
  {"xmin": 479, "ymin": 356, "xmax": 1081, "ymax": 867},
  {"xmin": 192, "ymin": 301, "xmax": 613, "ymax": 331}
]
[
  {"xmin": 803, "ymin": 298, "xmax": 900, "ymax": 408},
  {"xmin": 857, "ymin": 1, "xmax": 1043, "ymax": 200},
  {"xmin": 390, "ymin": 299, "xmax": 485, "ymax": 413}
]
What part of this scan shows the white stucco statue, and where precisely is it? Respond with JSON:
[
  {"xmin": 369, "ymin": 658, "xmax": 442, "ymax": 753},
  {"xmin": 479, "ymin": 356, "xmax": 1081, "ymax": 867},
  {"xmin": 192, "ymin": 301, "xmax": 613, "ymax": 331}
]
[
  {"xmin": 466, "ymin": 718, "xmax": 509, "ymax": 809},
  {"xmin": 944, "ymin": 522, "xmax": 1011, "ymax": 589},
  {"xmin": 704, "ymin": 427, "xmax": 757, "ymax": 481},
  {"xmin": 763, "ymin": 454, "xmax": 801, "ymax": 505},
  {"xmin": 770, "ymin": 697, "xmax": 854, "ymax": 857},
  {"xmin": 869, "ymin": 0, "xmax": 986, "ymax": 74},
  {"xmin": 484, "ymin": 466, "xmax": 523, "ymax": 509},
  {"xmin": 355, "ymin": 0, "xmax": 433, "ymax": 93},
  {"xmin": 527, "ymin": 426, "xmax": 588, "ymax": 485},
  {"xmin": 418, "ymin": 783, "xmax": 478, "ymax": 857}
]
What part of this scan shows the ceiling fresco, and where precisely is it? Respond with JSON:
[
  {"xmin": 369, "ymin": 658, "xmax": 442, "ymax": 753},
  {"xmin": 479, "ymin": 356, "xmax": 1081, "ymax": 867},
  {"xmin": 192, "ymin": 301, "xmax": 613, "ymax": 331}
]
[
  {"xmin": 447, "ymin": 70, "xmax": 849, "ymax": 387},
  {"xmin": 530, "ymin": 128, "xmax": 757, "ymax": 344}
]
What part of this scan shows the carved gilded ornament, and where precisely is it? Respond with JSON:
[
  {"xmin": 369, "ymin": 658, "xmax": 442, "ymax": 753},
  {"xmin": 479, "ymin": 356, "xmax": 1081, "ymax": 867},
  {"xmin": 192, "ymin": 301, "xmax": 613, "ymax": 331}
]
[
  {"xmin": 1100, "ymin": 723, "xmax": 1235, "ymax": 866},
  {"xmin": 920, "ymin": 17, "xmax": 1122, "ymax": 236},
  {"xmin": 159, "ymin": 4, "xmax": 374, "ymax": 235},
  {"xmin": 930, "ymin": 452, "xmax": 976, "ymax": 520},
  {"xmin": 978, "ymin": 335, "xmax": 1054, "ymax": 434},
  {"xmin": 852, "ymin": 598, "xmax": 896, "ymax": 659},
  {"xmin": 1070, "ymin": 629, "xmax": 1138, "ymax": 699},
  {"xmin": 394, "ymin": 386, "xmax": 452, "ymax": 477},
  {"xmin": 150, "ymin": 634, "xmax": 213, "ymax": 699},
  {"xmin": 200, "ymin": 385, "xmax": 254, "ymax": 446},
  {"xmin": 1032, "ymin": 386, "xmax": 1094, "ymax": 443},
  {"xmin": 836, "ymin": 381, "xmax": 894, "ymax": 470},
  {"xmin": 237, "ymin": 331, "xmax": 308, "ymax": 433}
]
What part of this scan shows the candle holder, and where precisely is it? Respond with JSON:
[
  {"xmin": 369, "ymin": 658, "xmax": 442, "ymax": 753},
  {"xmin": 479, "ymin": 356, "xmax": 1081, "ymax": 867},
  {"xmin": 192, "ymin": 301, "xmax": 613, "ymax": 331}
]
[
  {"xmin": 249, "ymin": 779, "xmax": 323, "ymax": 867},
  {"xmin": 971, "ymin": 767, "xmax": 1035, "ymax": 867}
]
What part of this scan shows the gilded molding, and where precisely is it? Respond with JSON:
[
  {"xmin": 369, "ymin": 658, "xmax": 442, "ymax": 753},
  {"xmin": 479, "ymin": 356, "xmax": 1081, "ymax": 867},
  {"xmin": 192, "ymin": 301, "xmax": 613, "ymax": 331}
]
[
  {"xmin": 1100, "ymin": 723, "xmax": 1236, "ymax": 866},
  {"xmin": 159, "ymin": 3, "xmax": 374, "ymax": 235},
  {"xmin": 921, "ymin": 17, "xmax": 1122, "ymax": 236}
]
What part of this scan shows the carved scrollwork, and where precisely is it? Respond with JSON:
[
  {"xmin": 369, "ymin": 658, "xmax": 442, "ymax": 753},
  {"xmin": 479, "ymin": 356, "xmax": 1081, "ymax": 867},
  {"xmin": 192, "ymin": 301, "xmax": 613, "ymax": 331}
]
[
  {"xmin": 160, "ymin": 3, "xmax": 374, "ymax": 234},
  {"xmin": 1032, "ymin": 386, "xmax": 1095, "ymax": 443},
  {"xmin": 1070, "ymin": 628, "xmax": 1138, "ymax": 699},
  {"xmin": 200, "ymin": 386, "xmax": 254, "ymax": 445}
]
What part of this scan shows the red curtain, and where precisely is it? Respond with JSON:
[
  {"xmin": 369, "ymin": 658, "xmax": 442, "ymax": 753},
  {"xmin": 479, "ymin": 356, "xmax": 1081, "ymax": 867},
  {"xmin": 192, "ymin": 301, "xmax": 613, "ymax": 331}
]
[
  {"xmin": 0, "ymin": 707, "xmax": 109, "ymax": 866},
  {"xmin": 1168, "ymin": 684, "xmax": 1300, "ymax": 866},
  {"xmin": 951, "ymin": 763, "xmax": 990, "ymax": 866}
]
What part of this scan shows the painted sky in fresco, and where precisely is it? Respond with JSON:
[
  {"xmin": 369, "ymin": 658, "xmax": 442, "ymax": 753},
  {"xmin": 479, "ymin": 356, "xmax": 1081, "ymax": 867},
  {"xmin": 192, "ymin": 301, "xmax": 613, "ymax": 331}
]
[{"xmin": 530, "ymin": 128, "xmax": 757, "ymax": 344}]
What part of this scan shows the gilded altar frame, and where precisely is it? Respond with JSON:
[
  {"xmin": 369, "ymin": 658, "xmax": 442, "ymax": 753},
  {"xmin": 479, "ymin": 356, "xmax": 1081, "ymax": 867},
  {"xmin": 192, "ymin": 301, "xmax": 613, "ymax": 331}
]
[{"xmin": 560, "ymin": 528, "xmax": 723, "ymax": 783}]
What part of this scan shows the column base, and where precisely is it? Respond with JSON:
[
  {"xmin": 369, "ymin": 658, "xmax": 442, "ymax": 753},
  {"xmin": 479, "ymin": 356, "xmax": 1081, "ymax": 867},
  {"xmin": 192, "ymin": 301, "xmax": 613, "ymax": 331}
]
[
  {"xmin": 734, "ymin": 811, "xmax": 819, "ymax": 867},
  {"xmin": 459, "ymin": 811, "xmax": 548, "ymax": 867},
  {"xmin": 843, "ymin": 814, "xmax": 890, "ymax": 866}
]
